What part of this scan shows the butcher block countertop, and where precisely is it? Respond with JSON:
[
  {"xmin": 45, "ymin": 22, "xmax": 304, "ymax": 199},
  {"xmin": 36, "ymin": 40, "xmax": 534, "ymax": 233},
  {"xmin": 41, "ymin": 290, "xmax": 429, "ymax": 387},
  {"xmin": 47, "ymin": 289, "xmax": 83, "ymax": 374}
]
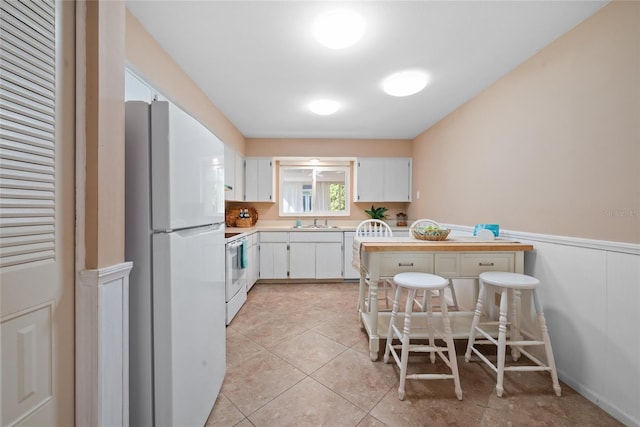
[{"xmin": 356, "ymin": 236, "xmax": 534, "ymax": 252}]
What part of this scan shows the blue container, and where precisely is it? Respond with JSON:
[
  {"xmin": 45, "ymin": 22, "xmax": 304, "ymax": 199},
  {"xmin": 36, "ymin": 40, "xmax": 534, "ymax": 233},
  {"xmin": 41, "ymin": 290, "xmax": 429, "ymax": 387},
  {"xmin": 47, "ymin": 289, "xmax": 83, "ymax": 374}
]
[{"xmin": 473, "ymin": 224, "xmax": 500, "ymax": 237}]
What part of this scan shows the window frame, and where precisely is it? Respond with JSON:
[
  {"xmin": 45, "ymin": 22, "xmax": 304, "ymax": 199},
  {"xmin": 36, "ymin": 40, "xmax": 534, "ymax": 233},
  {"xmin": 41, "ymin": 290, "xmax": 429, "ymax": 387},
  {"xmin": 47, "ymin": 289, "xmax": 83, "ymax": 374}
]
[{"xmin": 278, "ymin": 164, "xmax": 350, "ymax": 217}]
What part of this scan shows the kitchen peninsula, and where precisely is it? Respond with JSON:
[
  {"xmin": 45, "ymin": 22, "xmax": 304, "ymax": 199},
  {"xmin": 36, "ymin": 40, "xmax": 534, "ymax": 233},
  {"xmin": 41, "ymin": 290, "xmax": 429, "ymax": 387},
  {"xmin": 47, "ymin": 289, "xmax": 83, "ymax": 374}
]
[{"xmin": 354, "ymin": 237, "xmax": 534, "ymax": 361}]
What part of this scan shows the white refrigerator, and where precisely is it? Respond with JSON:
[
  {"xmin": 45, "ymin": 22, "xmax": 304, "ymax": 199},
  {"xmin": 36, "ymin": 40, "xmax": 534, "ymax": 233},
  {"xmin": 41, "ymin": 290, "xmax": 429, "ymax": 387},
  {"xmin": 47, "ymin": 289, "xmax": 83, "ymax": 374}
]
[{"xmin": 125, "ymin": 100, "xmax": 226, "ymax": 427}]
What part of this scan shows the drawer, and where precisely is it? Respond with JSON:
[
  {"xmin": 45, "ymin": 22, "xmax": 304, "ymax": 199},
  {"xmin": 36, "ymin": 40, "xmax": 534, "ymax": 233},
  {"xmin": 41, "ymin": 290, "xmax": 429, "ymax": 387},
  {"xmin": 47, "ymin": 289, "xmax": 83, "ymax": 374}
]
[
  {"xmin": 259, "ymin": 232, "xmax": 288, "ymax": 243},
  {"xmin": 460, "ymin": 253, "xmax": 514, "ymax": 277},
  {"xmin": 289, "ymin": 231, "xmax": 343, "ymax": 243},
  {"xmin": 380, "ymin": 253, "xmax": 433, "ymax": 276},
  {"xmin": 434, "ymin": 254, "xmax": 460, "ymax": 277}
]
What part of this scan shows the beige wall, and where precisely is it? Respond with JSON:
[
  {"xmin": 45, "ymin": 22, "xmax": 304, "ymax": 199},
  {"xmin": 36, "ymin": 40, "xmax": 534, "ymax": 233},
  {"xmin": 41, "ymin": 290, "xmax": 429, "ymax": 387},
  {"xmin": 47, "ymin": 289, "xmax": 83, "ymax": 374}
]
[
  {"xmin": 83, "ymin": 0, "xmax": 126, "ymax": 269},
  {"xmin": 246, "ymin": 138, "xmax": 411, "ymax": 158},
  {"xmin": 125, "ymin": 11, "xmax": 245, "ymax": 154},
  {"xmin": 410, "ymin": 1, "xmax": 640, "ymax": 243}
]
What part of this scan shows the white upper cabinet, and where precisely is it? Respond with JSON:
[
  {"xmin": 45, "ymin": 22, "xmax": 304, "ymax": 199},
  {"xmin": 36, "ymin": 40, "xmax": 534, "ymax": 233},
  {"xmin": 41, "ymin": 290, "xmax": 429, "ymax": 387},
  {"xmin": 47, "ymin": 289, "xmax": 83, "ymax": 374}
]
[
  {"xmin": 235, "ymin": 151, "xmax": 245, "ymax": 201},
  {"xmin": 355, "ymin": 157, "xmax": 412, "ymax": 202},
  {"xmin": 383, "ymin": 157, "xmax": 412, "ymax": 202},
  {"xmin": 245, "ymin": 157, "xmax": 274, "ymax": 202},
  {"xmin": 224, "ymin": 145, "xmax": 244, "ymax": 201},
  {"xmin": 224, "ymin": 144, "xmax": 234, "ymax": 200},
  {"xmin": 355, "ymin": 158, "xmax": 385, "ymax": 201}
]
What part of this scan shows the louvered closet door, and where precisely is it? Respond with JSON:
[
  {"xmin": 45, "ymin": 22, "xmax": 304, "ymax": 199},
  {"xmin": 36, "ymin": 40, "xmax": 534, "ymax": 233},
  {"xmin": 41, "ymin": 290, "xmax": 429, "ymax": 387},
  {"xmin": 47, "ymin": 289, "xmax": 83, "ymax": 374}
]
[{"xmin": 1, "ymin": 1, "xmax": 74, "ymax": 425}]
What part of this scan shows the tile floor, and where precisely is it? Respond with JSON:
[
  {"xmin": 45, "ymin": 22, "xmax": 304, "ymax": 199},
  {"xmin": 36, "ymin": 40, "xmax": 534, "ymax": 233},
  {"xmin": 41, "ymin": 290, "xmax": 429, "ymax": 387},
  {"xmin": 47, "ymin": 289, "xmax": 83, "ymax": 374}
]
[{"xmin": 206, "ymin": 282, "xmax": 622, "ymax": 427}]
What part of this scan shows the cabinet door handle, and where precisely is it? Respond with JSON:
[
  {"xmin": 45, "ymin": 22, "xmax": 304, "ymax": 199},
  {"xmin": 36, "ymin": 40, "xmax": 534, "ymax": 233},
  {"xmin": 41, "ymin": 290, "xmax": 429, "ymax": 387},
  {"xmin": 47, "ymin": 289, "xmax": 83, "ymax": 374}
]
[
  {"xmin": 478, "ymin": 262, "xmax": 495, "ymax": 267},
  {"xmin": 398, "ymin": 262, "xmax": 414, "ymax": 267}
]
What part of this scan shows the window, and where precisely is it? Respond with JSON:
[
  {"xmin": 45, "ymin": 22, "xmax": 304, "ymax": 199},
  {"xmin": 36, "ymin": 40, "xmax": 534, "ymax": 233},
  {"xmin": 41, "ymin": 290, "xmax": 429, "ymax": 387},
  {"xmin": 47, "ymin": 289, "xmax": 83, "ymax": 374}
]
[{"xmin": 279, "ymin": 164, "xmax": 350, "ymax": 216}]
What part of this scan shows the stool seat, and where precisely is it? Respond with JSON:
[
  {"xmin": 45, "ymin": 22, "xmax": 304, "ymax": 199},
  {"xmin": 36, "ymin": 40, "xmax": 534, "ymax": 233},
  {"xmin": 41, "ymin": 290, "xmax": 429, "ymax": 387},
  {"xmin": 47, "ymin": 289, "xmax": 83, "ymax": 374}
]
[
  {"xmin": 393, "ymin": 272, "xmax": 448, "ymax": 290},
  {"xmin": 479, "ymin": 271, "xmax": 539, "ymax": 289}
]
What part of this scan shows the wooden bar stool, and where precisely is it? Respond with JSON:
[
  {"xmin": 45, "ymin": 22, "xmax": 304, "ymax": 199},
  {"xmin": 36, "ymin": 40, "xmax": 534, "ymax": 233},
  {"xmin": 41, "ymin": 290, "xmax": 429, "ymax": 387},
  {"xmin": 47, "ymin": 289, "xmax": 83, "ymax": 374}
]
[
  {"xmin": 464, "ymin": 271, "xmax": 562, "ymax": 397},
  {"xmin": 384, "ymin": 272, "xmax": 462, "ymax": 401}
]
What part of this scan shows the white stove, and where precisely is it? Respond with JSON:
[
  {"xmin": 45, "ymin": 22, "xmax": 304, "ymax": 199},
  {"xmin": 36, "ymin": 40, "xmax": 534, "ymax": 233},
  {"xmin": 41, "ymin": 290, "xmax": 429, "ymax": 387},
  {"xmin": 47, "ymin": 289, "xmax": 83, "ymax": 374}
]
[{"xmin": 225, "ymin": 232, "xmax": 248, "ymax": 324}]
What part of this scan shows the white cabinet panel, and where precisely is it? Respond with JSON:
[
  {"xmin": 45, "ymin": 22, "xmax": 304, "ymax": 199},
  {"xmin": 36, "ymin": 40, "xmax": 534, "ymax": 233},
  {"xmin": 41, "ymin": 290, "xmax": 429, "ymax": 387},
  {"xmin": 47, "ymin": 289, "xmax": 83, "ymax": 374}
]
[
  {"xmin": 434, "ymin": 254, "xmax": 460, "ymax": 277},
  {"xmin": 460, "ymin": 253, "xmax": 514, "ymax": 277},
  {"xmin": 224, "ymin": 145, "xmax": 234, "ymax": 201},
  {"xmin": 288, "ymin": 232, "xmax": 343, "ymax": 279},
  {"xmin": 245, "ymin": 158, "xmax": 273, "ymax": 202},
  {"xmin": 343, "ymin": 232, "xmax": 359, "ymax": 279},
  {"xmin": 247, "ymin": 233, "xmax": 259, "ymax": 290},
  {"xmin": 235, "ymin": 152, "xmax": 245, "ymax": 201},
  {"xmin": 355, "ymin": 157, "xmax": 411, "ymax": 202},
  {"xmin": 383, "ymin": 158, "xmax": 411, "ymax": 202},
  {"xmin": 289, "ymin": 232, "xmax": 342, "ymax": 242},
  {"xmin": 380, "ymin": 253, "xmax": 433, "ymax": 276},
  {"xmin": 224, "ymin": 146, "xmax": 244, "ymax": 201},
  {"xmin": 355, "ymin": 158, "xmax": 384, "ymax": 202},
  {"xmin": 258, "ymin": 242, "xmax": 288, "ymax": 279},
  {"xmin": 316, "ymin": 243, "xmax": 343, "ymax": 279},
  {"xmin": 289, "ymin": 242, "xmax": 315, "ymax": 279},
  {"xmin": 258, "ymin": 232, "xmax": 288, "ymax": 279}
]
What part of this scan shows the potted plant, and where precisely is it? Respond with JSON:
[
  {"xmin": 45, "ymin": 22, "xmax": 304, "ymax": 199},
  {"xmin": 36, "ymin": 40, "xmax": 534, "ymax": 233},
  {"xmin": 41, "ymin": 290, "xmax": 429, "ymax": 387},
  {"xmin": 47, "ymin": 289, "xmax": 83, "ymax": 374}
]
[{"xmin": 364, "ymin": 205, "xmax": 388, "ymax": 220}]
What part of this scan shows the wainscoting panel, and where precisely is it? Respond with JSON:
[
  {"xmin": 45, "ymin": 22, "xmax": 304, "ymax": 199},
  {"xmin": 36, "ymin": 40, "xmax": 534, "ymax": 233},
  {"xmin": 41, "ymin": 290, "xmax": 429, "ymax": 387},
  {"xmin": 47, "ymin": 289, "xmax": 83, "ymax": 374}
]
[
  {"xmin": 76, "ymin": 262, "xmax": 133, "ymax": 427},
  {"xmin": 447, "ymin": 225, "xmax": 639, "ymax": 426}
]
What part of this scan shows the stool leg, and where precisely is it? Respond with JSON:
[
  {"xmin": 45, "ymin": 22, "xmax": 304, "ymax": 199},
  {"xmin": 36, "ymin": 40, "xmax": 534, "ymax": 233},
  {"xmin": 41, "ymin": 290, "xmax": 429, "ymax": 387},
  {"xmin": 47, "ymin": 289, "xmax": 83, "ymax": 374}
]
[
  {"xmin": 425, "ymin": 289, "xmax": 436, "ymax": 363},
  {"xmin": 398, "ymin": 288, "xmax": 416, "ymax": 401},
  {"xmin": 509, "ymin": 288, "xmax": 522, "ymax": 361},
  {"xmin": 448, "ymin": 279, "xmax": 459, "ymax": 311},
  {"xmin": 384, "ymin": 285, "xmax": 403, "ymax": 364},
  {"xmin": 496, "ymin": 287, "xmax": 509, "ymax": 397},
  {"xmin": 532, "ymin": 290, "xmax": 562, "ymax": 397},
  {"xmin": 440, "ymin": 289, "xmax": 463, "ymax": 400},
  {"xmin": 465, "ymin": 283, "xmax": 487, "ymax": 362}
]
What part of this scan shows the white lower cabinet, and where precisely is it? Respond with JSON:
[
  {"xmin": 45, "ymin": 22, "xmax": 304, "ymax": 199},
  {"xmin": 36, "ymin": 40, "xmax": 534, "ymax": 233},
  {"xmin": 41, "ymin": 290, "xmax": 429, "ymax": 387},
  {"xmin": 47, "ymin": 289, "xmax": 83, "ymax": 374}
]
[
  {"xmin": 289, "ymin": 232, "xmax": 342, "ymax": 279},
  {"xmin": 289, "ymin": 242, "xmax": 315, "ymax": 278},
  {"xmin": 343, "ymin": 232, "xmax": 359, "ymax": 280},
  {"xmin": 247, "ymin": 232, "xmax": 259, "ymax": 290},
  {"xmin": 315, "ymin": 243, "xmax": 343, "ymax": 279},
  {"xmin": 259, "ymin": 232, "xmax": 288, "ymax": 279}
]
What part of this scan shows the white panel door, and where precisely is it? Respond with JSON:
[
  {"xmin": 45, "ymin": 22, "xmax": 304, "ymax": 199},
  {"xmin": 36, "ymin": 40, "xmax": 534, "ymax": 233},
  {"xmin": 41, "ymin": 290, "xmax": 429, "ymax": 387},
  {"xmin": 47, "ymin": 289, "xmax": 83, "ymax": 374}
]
[
  {"xmin": 259, "ymin": 243, "xmax": 288, "ymax": 279},
  {"xmin": 245, "ymin": 158, "xmax": 273, "ymax": 202},
  {"xmin": 224, "ymin": 144, "xmax": 235, "ymax": 201},
  {"xmin": 383, "ymin": 158, "xmax": 411, "ymax": 202},
  {"xmin": 343, "ymin": 233, "xmax": 360, "ymax": 279},
  {"xmin": 1, "ymin": 1, "xmax": 74, "ymax": 425},
  {"xmin": 289, "ymin": 242, "xmax": 315, "ymax": 279},
  {"xmin": 355, "ymin": 158, "xmax": 384, "ymax": 202},
  {"xmin": 316, "ymin": 243, "xmax": 343, "ymax": 279},
  {"xmin": 234, "ymin": 152, "xmax": 244, "ymax": 201}
]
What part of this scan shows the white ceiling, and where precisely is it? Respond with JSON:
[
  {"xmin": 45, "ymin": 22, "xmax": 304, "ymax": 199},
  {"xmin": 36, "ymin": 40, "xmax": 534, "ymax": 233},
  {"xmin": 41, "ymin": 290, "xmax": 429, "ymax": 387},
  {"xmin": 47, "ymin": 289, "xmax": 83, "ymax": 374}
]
[{"xmin": 126, "ymin": 1, "xmax": 607, "ymax": 140}]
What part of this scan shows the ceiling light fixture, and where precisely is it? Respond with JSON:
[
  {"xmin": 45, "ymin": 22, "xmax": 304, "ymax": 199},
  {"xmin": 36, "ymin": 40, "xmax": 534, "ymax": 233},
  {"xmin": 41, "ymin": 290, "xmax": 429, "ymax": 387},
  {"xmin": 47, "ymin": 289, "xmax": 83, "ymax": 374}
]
[
  {"xmin": 309, "ymin": 99, "xmax": 340, "ymax": 115},
  {"xmin": 313, "ymin": 8, "xmax": 365, "ymax": 50},
  {"xmin": 382, "ymin": 70, "xmax": 429, "ymax": 97}
]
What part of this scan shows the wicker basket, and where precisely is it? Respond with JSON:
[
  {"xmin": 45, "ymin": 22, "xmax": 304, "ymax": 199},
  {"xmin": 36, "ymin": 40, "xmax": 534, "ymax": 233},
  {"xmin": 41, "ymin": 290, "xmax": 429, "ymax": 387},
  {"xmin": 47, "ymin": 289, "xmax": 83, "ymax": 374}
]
[
  {"xmin": 235, "ymin": 218, "xmax": 253, "ymax": 228},
  {"xmin": 411, "ymin": 226, "xmax": 451, "ymax": 241},
  {"xmin": 225, "ymin": 206, "xmax": 258, "ymax": 227}
]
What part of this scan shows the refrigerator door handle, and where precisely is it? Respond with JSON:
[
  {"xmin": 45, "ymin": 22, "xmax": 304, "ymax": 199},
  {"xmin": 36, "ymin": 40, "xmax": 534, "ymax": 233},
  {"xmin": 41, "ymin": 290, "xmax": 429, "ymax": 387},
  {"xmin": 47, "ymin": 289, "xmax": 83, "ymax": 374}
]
[{"xmin": 173, "ymin": 223, "xmax": 223, "ymax": 237}]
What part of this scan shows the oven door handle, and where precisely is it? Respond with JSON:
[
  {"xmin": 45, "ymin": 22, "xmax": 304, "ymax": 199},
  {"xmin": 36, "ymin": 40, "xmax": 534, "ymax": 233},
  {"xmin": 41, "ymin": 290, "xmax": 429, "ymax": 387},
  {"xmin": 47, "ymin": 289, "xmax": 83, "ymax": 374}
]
[{"xmin": 227, "ymin": 239, "xmax": 246, "ymax": 249}]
